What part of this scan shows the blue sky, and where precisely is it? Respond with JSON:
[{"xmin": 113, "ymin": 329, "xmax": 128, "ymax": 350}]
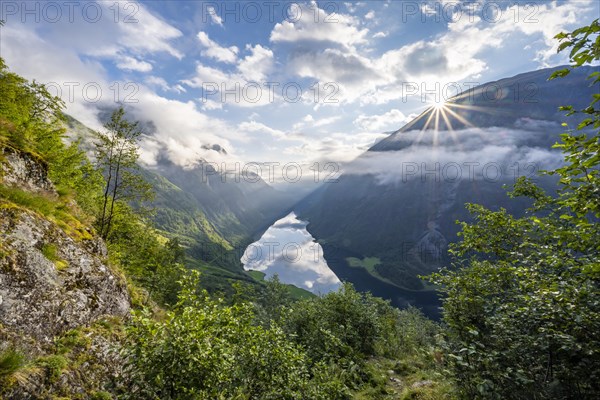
[{"xmin": 1, "ymin": 0, "xmax": 597, "ymax": 181}]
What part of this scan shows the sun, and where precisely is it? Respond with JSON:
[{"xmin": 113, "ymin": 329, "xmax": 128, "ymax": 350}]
[{"xmin": 431, "ymin": 99, "xmax": 447, "ymax": 110}]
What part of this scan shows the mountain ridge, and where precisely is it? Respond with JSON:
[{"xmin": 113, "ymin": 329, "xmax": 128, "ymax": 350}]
[{"xmin": 296, "ymin": 65, "xmax": 600, "ymax": 316}]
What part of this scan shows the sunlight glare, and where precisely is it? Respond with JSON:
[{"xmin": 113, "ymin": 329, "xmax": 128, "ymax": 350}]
[{"xmin": 431, "ymin": 99, "xmax": 446, "ymax": 110}]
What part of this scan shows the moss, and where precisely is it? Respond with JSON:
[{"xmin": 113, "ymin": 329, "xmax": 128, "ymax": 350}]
[
  {"xmin": 41, "ymin": 243, "xmax": 58, "ymax": 260},
  {"xmin": 89, "ymin": 391, "xmax": 112, "ymax": 400},
  {"xmin": 89, "ymin": 316, "xmax": 124, "ymax": 338},
  {"xmin": 41, "ymin": 243, "xmax": 69, "ymax": 271},
  {"xmin": 0, "ymin": 185, "xmax": 92, "ymax": 241},
  {"xmin": 36, "ymin": 355, "xmax": 68, "ymax": 382},
  {"xmin": 55, "ymin": 329, "xmax": 91, "ymax": 355}
]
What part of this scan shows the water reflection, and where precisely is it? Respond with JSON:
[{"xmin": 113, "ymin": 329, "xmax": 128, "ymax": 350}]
[{"xmin": 241, "ymin": 212, "xmax": 341, "ymax": 294}]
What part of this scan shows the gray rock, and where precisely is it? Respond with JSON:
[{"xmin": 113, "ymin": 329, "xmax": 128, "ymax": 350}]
[
  {"xmin": 411, "ymin": 380, "xmax": 434, "ymax": 388},
  {"xmin": 1, "ymin": 147, "xmax": 55, "ymax": 193},
  {"xmin": 0, "ymin": 207, "xmax": 130, "ymax": 344}
]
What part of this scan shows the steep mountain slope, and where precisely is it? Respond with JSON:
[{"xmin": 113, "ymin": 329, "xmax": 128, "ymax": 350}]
[
  {"xmin": 0, "ymin": 146, "xmax": 131, "ymax": 398},
  {"xmin": 297, "ymin": 66, "xmax": 600, "ymax": 316},
  {"xmin": 65, "ymin": 116, "xmax": 294, "ymax": 287}
]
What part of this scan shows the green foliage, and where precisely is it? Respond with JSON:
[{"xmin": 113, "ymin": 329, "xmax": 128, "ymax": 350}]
[
  {"xmin": 0, "ymin": 348, "xmax": 25, "ymax": 381},
  {"xmin": 395, "ymin": 307, "xmax": 441, "ymax": 357},
  {"xmin": 284, "ymin": 283, "xmax": 409, "ymax": 365},
  {"xmin": 430, "ymin": 20, "xmax": 600, "ymax": 399},
  {"xmin": 107, "ymin": 206, "xmax": 186, "ymax": 306},
  {"xmin": 36, "ymin": 355, "xmax": 67, "ymax": 382},
  {"xmin": 0, "ymin": 58, "xmax": 64, "ymax": 152},
  {"xmin": 94, "ymin": 107, "xmax": 153, "ymax": 239},
  {"xmin": 121, "ymin": 271, "xmax": 343, "ymax": 399},
  {"xmin": 90, "ymin": 391, "xmax": 113, "ymax": 400},
  {"xmin": 0, "ymin": 58, "xmax": 103, "ymax": 232}
]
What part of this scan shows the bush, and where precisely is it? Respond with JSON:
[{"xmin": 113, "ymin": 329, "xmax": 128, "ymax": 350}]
[
  {"xmin": 284, "ymin": 283, "xmax": 402, "ymax": 364},
  {"xmin": 121, "ymin": 272, "xmax": 344, "ymax": 399},
  {"xmin": 429, "ymin": 20, "xmax": 600, "ymax": 399}
]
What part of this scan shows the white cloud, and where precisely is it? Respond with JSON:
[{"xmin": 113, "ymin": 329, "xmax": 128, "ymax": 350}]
[
  {"xmin": 182, "ymin": 43, "xmax": 278, "ymax": 107},
  {"xmin": 115, "ymin": 2, "xmax": 183, "ymax": 59},
  {"xmin": 145, "ymin": 76, "xmax": 169, "ymax": 90},
  {"xmin": 197, "ymin": 31, "xmax": 239, "ymax": 63},
  {"xmin": 354, "ymin": 109, "xmax": 411, "ymax": 132},
  {"xmin": 343, "ymin": 126, "xmax": 565, "ymax": 185},
  {"xmin": 292, "ymin": 114, "xmax": 342, "ymax": 131},
  {"xmin": 270, "ymin": 1, "xmax": 369, "ymax": 49},
  {"xmin": 116, "ymin": 55, "xmax": 153, "ymax": 72},
  {"xmin": 238, "ymin": 44, "xmax": 274, "ymax": 81},
  {"xmin": 37, "ymin": 1, "xmax": 183, "ymax": 60},
  {"xmin": 365, "ymin": 10, "xmax": 375, "ymax": 20},
  {"xmin": 238, "ymin": 121, "xmax": 286, "ymax": 139},
  {"xmin": 373, "ymin": 31, "xmax": 388, "ymax": 38},
  {"xmin": 269, "ymin": 0, "xmax": 593, "ymax": 105},
  {"xmin": 1, "ymin": 21, "xmax": 238, "ymax": 169},
  {"xmin": 129, "ymin": 87, "xmax": 239, "ymax": 168},
  {"xmin": 206, "ymin": 6, "xmax": 223, "ymax": 26},
  {"xmin": 145, "ymin": 76, "xmax": 187, "ymax": 93},
  {"xmin": 282, "ymin": 131, "xmax": 384, "ymax": 164}
]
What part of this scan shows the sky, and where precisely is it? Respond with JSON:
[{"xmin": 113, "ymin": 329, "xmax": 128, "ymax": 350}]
[{"xmin": 0, "ymin": 0, "xmax": 597, "ymax": 183}]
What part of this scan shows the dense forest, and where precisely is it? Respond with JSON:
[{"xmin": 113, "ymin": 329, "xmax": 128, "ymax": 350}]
[{"xmin": 0, "ymin": 18, "xmax": 598, "ymax": 400}]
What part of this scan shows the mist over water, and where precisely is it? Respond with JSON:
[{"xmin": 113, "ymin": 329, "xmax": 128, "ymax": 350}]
[{"xmin": 241, "ymin": 212, "xmax": 341, "ymax": 294}]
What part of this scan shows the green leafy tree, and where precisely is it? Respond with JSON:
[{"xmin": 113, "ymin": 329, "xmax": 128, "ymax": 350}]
[
  {"xmin": 121, "ymin": 271, "xmax": 344, "ymax": 399},
  {"xmin": 0, "ymin": 58, "xmax": 65, "ymax": 153},
  {"xmin": 94, "ymin": 107, "xmax": 153, "ymax": 239},
  {"xmin": 284, "ymin": 283, "xmax": 401, "ymax": 364},
  {"xmin": 430, "ymin": 20, "xmax": 600, "ymax": 399},
  {"xmin": 0, "ymin": 58, "xmax": 104, "ymax": 216}
]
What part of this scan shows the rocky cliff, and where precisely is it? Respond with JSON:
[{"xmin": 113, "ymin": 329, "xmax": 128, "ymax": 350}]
[{"xmin": 0, "ymin": 146, "xmax": 131, "ymax": 399}]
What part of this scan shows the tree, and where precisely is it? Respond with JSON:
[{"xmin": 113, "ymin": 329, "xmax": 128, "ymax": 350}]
[
  {"xmin": 121, "ymin": 271, "xmax": 343, "ymax": 399},
  {"xmin": 430, "ymin": 19, "xmax": 600, "ymax": 399},
  {"xmin": 94, "ymin": 107, "xmax": 152, "ymax": 239},
  {"xmin": 0, "ymin": 58, "xmax": 65, "ymax": 152}
]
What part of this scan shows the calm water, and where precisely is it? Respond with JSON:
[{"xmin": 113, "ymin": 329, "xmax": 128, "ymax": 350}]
[
  {"xmin": 241, "ymin": 212, "xmax": 342, "ymax": 294},
  {"xmin": 243, "ymin": 212, "xmax": 441, "ymax": 319}
]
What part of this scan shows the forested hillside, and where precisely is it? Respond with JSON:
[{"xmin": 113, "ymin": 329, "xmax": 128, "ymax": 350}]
[{"xmin": 64, "ymin": 113, "xmax": 293, "ymax": 294}]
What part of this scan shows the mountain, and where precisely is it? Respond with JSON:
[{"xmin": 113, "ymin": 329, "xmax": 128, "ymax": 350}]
[
  {"xmin": 143, "ymin": 159, "xmax": 294, "ymax": 267},
  {"xmin": 296, "ymin": 66, "xmax": 600, "ymax": 317},
  {"xmin": 65, "ymin": 115, "xmax": 294, "ymax": 290}
]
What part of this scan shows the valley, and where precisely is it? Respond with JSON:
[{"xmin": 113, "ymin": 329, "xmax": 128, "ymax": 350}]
[{"xmin": 1, "ymin": 4, "xmax": 599, "ymax": 399}]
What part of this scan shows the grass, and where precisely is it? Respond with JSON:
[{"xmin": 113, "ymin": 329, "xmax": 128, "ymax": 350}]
[
  {"xmin": 0, "ymin": 348, "xmax": 25, "ymax": 380},
  {"xmin": 247, "ymin": 270, "xmax": 266, "ymax": 280},
  {"xmin": 41, "ymin": 243, "xmax": 68, "ymax": 271},
  {"xmin": 346, "ymin": 257, "xmax": 399, "ymax": 286},
  {"xmin": 0, "ymin": 185, "xmax": 92, "ymax": 241},
  {"xmin": 0, "ymin": 348, "xmax": 41, "ymax": 390},
  {"xmin": 247, "ymin": 269, "xmax": 315, "ymax": 300},
  {"xmin": 286, "ymin": 284, "xmax": 315, "ymax": 300},
  {"xmin": 36, "ymin": 355, "xmax": 67, "ymax": 382}
]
